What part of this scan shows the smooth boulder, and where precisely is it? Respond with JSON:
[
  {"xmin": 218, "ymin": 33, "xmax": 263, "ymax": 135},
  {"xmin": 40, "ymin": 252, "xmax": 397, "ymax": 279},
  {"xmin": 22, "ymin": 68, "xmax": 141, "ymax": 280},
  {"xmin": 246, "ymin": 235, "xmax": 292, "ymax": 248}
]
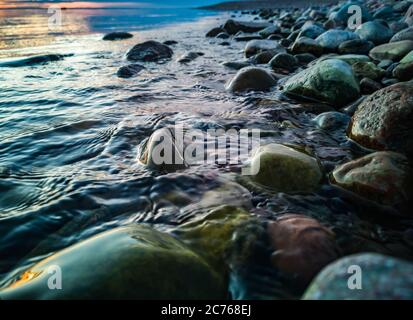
[
  {"xmin": 225, "ymin": 67, "xmax": 277, "ymax": 92},
  {"xmin": 0, "ymin": 225, "xmax": 225, "ymax": 299},
  {"xmin": 316, "ymin": 30, "xmax": 359, "ymax": 52},
  {"xmin": 369, "ymin": 40, "xmax": 413, "ymax": 61},
  {"xmin": 249, "ymin": 143, "xmax": 323, "ymax": 192},
  {"xmin": 244, "ymin": 39, "xmax": 285, "ymax": 58},
  {"xmin": 102, "ymin": 32, "xmax": 133, "ymax": 41},
  {"xmin": 390, "ymin": 26, "xmax": 413, "ymax": 42},
  {"xmin": 303, "ymin": 253, "xmax": 413, "ymax": 300},
  {"xmin": 290, "ymin": 37, "xmax": 323, "ymax": 56},
  {"xmin": 355, "ymin": 21, "xmax": 393, "ymax": 45},
  {"xmin": 331, "ymin": 151, "xmax": 412, "ymax": 207},
  {"xmin": 117, "ymin": 64, "xmax": 144, "ymax": 78},
  {"xmin": 283, "ymin": 59, "xmax": 360, "ymax": 107},
  {"xmin": 223, "ymin": 19, "xmax": 270, "ymax": 35},
  {"xmin": 338, "ymin": 39, "xmax": 375, "ymax": 55},
  {"xmin": 268, "ymin": 214, "xmax": 338, "ymax": 284},
  {"xmin": 126, "ymin": 40, "xmax": 173, "ymax": 62}
]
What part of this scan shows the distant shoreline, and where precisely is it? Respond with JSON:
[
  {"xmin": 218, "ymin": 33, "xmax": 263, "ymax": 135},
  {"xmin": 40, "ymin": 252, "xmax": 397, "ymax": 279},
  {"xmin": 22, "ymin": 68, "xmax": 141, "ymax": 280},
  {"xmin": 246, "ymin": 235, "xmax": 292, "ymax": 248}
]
[{"xmin": 200, "ymin": 0, "xmax": 338, "ymax": 10}]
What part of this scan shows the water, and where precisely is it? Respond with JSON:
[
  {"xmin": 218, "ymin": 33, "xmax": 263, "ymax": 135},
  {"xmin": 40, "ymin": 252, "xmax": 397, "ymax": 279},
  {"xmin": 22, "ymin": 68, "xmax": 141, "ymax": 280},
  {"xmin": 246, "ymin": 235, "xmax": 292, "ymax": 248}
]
[{"xmin": 1, "ymin": 2, "xmax": 413, "ymax": 299}]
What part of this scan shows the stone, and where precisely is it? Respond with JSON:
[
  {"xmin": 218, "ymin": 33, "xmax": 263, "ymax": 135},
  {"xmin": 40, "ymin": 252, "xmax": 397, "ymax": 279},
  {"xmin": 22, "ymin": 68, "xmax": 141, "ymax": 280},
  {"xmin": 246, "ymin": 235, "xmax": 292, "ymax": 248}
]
[
  {"xmin": 223, "ymin": 19, "xmax": 270, "ymax": 35},
  {"xmin": 291, "ymin": 37, "xmax": 323, "ymax": 56},
  {"xmin": 331, "ymin": 151, "xmax": 412, "ymax": 207},
  {"xmin": 102, "ymin": 32, "xmax": 133, "ymax": 41},
  {"xmin": 206, "ymin": 27, "xmax": 225, "ymax": 37},
  {"xmin": 329, "ymin": 2, "xmax": 372, "ymax": 26},
  {"xmin": 163, "ymin": 40, "xmax": 178, "ymax": 45},
  {"xmin": 338, "ymin": 39, "xmax": 375, "ymax": 55},
  {"xmin": 244, "ymin": 39, "xmax": 285, "ymax": 58},
  {"xmin": 377, "ymin": 59, "xmax": 394, "ymax": 69},
  {"xmin": 225, "ymin": 67, "xmax": 277, "ymax": 92},
  {"xmin": 0, "ymin": 225, "xmax": 225, "ymax": 299},
  {"xmin": 258, "ymin": 25, "xmax": 281, "ymax": 38},
  {"xmin": 297, "ymin": 22, "xmax": 325, "ymax": 39},
  {"xmin": 126, "ymin": 40, "xmax": 173, "ymax": 62},
  {"xmin": 312, "ymin": 112, "xmax": 350, "ymax": 130},
  {"xmin": 352, "ymin": 61, "xmax": 385, "ymax": 80},
  {"xmin": 295, "ymin": 53, "xmax": 317, "ymax": 64},
  {"xmin": 269, "ymin": 53, "xmax": 298, "ymax": 71},
  {"xmin": 393, "ymin": 61, "xmax": 413, "ymax": 80},
  {"xmin": 250, "ymin": 50, "xmax": 278, "ymax": 64},
  {"xmin": 390, "ymin": 21, "xmax": 409, "ymax": 34},
  {"xmin": 373, "ymin": 5, "xmax": 395, "ymax": 19},
  {"xmin": 369, "ymin": 40, "xmax": 413, "ymax": 61},
  {"xmin": 355, "ymin": 21, "xmax": 393, "ymax": 45},
  {"xmin": 282, "ymin": 59, "xmax": 360, "ymax": 107},
  {"xmin": 178, "ymin": 52, "xmax": 203, "ymax": 63},
  {"xmin": 303, "ymin": 253, "xmax": 413, "ymax": 300},
  {"xmin": 138, "ymin": 127, "xmax": 188, "ymax": 171},
  {"xmin": 401, "ymin": 50, "xmax": 413, "ymax": 63},
  {"xmin": 268, "ymin": 214, "xmax": 338, "ymax": 284},
  {"xmin": 117, "ymin": 64, "xmax": 144, "ymax": 78},
  {"xmin": 348, "ymin": 81, "xmax": 413, "ymax": 157},
  {"xmin": 216, "ymin": 32, "xmax": 230, "ymax": 39},
  {"xmin": 360, "ymin": 77, "xmax": 383, "ymax": 94},
  {"xmin": 222, "ymin": 60, "xmax": 251, "ymax": 70},
  {"xmin": 316, "ymin": 29, "xmax": 360, "ymax": 52},
  {"xmin": 390, "ymin": 26, "xmax": 413, "ymax": 42},
  {"xmin": 334, "ymin": 54, "xmax": 370, "ymax": 66},
  {"xmin": 249, "ymin": 143, "xmax": 323, "ymax": 192}
]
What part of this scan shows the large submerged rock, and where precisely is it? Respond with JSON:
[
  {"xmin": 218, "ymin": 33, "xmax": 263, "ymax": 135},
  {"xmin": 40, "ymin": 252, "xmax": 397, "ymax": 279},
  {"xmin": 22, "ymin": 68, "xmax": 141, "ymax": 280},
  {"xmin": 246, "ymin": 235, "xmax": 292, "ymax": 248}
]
[
  {"xmin": 283, "ymin": 59, "xmax": 360, "ymax": 106},
  {"xmin": 0, "ymin": 225, "xmax": 225, "ymax": 299},
  {"xmin": 102, "ymin": 32, "xmax": 133, "ymax": 41},
  {"xmin": 126, "ymin": 40, "xmax": 173, "ymax": 62},
  {"xmin": 348, "ymin": 81, "xmax": 413, "ymax": 157},
  {"xmin": 268, "ymin": 214, "xmax": 338, "ymax": 284},
  {"xmin": 303, "ymin": 253, "xmax": 413, "ymax": 300}
]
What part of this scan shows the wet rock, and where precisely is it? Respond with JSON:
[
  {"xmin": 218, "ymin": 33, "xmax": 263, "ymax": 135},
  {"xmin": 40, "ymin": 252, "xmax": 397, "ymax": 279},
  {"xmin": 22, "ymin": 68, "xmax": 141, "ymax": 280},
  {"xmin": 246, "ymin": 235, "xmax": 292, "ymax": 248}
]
[
  {"xmin": 219, "ymin": 41, "xmax": 230, "ymax": 46},
  {"xmin": 173, "ymin": 205, "xmax": 253, "ymax": 273},
  {"xmin": 0, "ymin": 225, "xmax": 225, "ymax": 299},
  {"xmin": 216, "ymin": 32, "xmax": 230, "ymax": 39},
  {"xmin": 393, "ymin": 61, "xmax": 413, "ymax": 80},
  {"xmin": 258, "ymin": 25, "xmax": 281, "ymax": 38},
  {"xmin": 297, "ymin": 22, "xmax": 325, "ymax": 39},
  {"xmin": 234, "ymin": 33, "xmax": 262, "ymax": 42},
  {"xmin": 283, "ymin": 59, "xmax": 360, "ymax": 107},
  {"xmin": 373, "ymin": 5, "xmax": 395, "ymax": 19},
  {"xmin": 348, "ymin": 81, "xmax": 413, "ymax": 157},
  {"xmin": 331, "ymin": 151, "xmax": 412, "ymax": 207},
  {"xmin": 250, "ymin": 50, "xmax": 278, "ymax": 64},
  {"xmin": 291, "ymin": 37, "xmax": 323, "ymax": 56},
  {"xmin": 369, "ymin": 40, "xmax": 413, "ymax": 61},
  {"xmin": 138, "ymin": 127, "xmax": 188, "ymax": 171},
  {"xmin": 244, "ymin": 39, "xmax": 285, "ymax": 58},
  {"xmin": 312, "ymin": 112, "xmax": 350, "ymax": 130},
  {"xmin": 381, "ymin": 77, "xmax": 399, "ymax": 86},
  {"xmin": 338, "ymin": 39, "xmax": 375, "ymax": 55},
  {"xmin": 390, "ymin": 21, "xmax": 409, "ymax": 34},
  {"xmin": 303, "ymin": 253, "xmax": 413, "ymax": 300},
  {"xmin": 223, "ymin": 19, "xmax": 270, "ymax": 35},
  {"xmin": 116, "ymin": 63, "xmax": 144, "ymax": 78},
  {"xmin": 334, "ymin": 54, "xmax": 370, "ymax": 66},
  {"xmin": 355, "ymin": 21, "xmax": 393, "ymax": 45},
  {"xmin": 102, "ymin": 32, "xmax": 133, "ymax": 41},
  {"xmin": 268, "ymin": 214, "xmax": 338, "ymax": 284},
  {"xmin": 377, "ymin": 59, "xmax": 394, "ymax": 69},
  {"xmin": 225, "ymin": 67, "xmax": 277, "ymax": 92},
  {"xmin": 316, "ymin": 29, "xmax": 360, "ymax": 52},
  {"xmin": 178, "ymin": 51, "xmax": 204, "ymax": 63},
  {"xmin": 0, "ymin": 54, "xmax": 72, "ymax": 67},
  {"xmin": 126, "ymin": 40, "xmax": 173, "ymax": 62},
  {"xmin": 279, "ymin": 38, "xmax": 293, "ymax": 47},
  {"xmin": 360, "ymin": 77, "xmax": 382, "ymax": 94},
  {"xmin": 295, "ymin": 53, "xmax": 317, "ymax": 64},
  {"xmin": 390, "ymin": 26, "xmax": 413, "ymax": 42},
  {"xmin": 352, "ymin": 61, "xmax": 385, "ymax": 80},
  {"xmin": 163, "ymin": 40, "xmax": 178, "ymax": 45},
  {"xmin": 248, "ymin": 143, "xmax": 323, "ymax": 192},
  {"xmin": 401, "ymin": 50, "xmax": 413, "ymax": 63},
  {"xmin": 329, "ymin": 2, "xmax": 372, "ymax": 26},
  {"xmin": 206, "ymin": 26, "xmax": 225, "ymax": 37},
  {"xmin": 222, "ymin": 60, "xmax": 251, "ymax": 70},
  {"xmin": 269, "ymin": 53, "xmax": 298, "ymax": 72}
]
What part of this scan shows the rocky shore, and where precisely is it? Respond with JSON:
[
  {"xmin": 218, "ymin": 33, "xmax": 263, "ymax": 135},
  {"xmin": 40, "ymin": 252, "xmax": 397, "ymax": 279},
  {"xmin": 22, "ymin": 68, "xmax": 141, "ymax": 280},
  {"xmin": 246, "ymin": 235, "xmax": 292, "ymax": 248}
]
[{"xmin": 1, "ymin": 0, "xmax": 413, "ymax": 300}]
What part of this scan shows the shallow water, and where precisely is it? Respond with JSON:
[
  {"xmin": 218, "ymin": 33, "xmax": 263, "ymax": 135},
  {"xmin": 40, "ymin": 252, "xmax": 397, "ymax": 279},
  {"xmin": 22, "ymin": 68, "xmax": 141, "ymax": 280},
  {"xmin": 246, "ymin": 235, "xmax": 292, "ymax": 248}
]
[{"xmin": 1, "ymin": 7, "xmax": 413, "ymax": 299}]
